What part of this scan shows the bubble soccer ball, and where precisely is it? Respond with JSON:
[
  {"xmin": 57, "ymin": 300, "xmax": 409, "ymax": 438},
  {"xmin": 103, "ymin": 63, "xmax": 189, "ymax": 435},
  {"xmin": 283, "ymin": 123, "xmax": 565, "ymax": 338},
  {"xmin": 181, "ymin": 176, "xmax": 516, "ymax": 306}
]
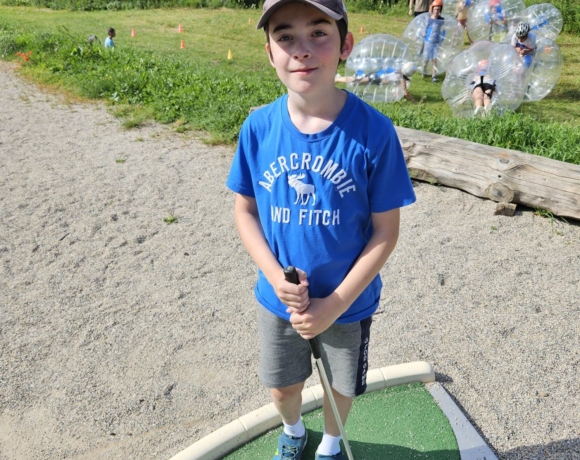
[
  {"xmin": 521, "ymin": 3, "xmax": 563, "ymax": 41},
  {"xmin": 442, "ymin": 40, "xmax": 527, "ymax": 117},
  {"xmin": 401, "ymin": 12, "xmax": 464, "ymax": 76},
  {"xmin": 523, "ymin": 36, "xmax": 563, "ymax": 102},
  {"xmin": 344, "ymin": 34, "xmax": 416, "ymax": 103},
  {"xmin": 466, "ymin": 0, "xmax": 526, "ymax": 43}
]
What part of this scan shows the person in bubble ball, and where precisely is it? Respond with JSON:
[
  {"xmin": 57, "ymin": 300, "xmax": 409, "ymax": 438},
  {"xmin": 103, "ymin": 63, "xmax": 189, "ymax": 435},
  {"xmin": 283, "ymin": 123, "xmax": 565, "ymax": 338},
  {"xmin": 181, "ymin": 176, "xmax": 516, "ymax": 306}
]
[
  {"xmin": 422, "ymin": 0, "xmax": 446, "ymax": 83},
  {"xmin": 468, "ymin": 59, "xmax": 496, "ymax": 117},
  {"xmin": 335, "ymin": 61, "xmax": 418, "ymax": 102},
  {"xmin": 382, "ymin": 62, "xmax": 418, "ymax": 102},
  {"xmin": 455, "ymin": 0, "xmax": 473, "ymax": 44},
  {"xmin": 485, "ymin": 0, "xmax": 508, "ymax": 42},
  {"xmin": 511, "ymin": 22, "xmax": 537, "ymax": 68}
]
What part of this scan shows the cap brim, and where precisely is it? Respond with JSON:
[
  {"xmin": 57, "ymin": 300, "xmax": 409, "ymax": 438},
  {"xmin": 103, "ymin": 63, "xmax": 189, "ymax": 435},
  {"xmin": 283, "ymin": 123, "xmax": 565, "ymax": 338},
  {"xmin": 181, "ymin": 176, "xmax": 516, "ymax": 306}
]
[{"xmin": 256, "ymin": 0, "xmax": 344, "ymax": 30}]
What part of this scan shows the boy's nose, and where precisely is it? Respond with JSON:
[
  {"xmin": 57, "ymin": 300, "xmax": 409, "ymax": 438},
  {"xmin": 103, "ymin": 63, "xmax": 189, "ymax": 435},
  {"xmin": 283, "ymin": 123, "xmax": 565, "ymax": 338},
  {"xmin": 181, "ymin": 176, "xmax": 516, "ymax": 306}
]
[{"xmin": 292, "ymin": 39, "xmax": 311, "ymax": 60}]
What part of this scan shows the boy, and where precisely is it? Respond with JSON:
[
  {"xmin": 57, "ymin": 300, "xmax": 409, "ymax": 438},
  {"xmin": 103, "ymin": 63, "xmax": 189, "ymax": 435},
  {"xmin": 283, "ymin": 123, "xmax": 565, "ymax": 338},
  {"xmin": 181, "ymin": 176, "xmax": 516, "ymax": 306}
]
[
  {"xmin": 226, "ymin": 0, "xmax": 416, "ymax": 458},
  {"xmin": 485, "ymin": 0, "xmax": 508, "ymax": 42},
  {"xmin": 104, "ymin": 28, "xmax": 116, "ymax": 49},
  {"xmin": 511, "ymin": 22, "xmax": 536, "ymax": 68},
  {"xmin": 422, "ymin": 0, "xmax": 445, "ymax": 82}
]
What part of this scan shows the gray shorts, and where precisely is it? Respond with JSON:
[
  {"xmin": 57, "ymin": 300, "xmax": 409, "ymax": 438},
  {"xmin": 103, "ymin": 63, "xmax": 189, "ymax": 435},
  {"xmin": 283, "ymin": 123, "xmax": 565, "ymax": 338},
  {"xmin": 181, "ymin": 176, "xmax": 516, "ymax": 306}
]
[
  {"xmin": 423, "ymin": 42, "xmax": 440, "ymax": 61},
  {"xmin": 258, "ymin": 308, "xmax": 372, "ymax": 398}
]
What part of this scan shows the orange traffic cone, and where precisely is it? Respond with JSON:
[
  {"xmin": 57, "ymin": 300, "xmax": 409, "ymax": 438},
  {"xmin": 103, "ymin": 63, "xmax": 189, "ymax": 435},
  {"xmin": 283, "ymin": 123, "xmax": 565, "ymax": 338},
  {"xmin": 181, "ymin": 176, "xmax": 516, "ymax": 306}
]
[
  {"xmin": 227, "ymin": 49, "xmax": 233, "ymax": 60},
  {"xmin": 178, "ymin": 24, "xmax": 183, "ymax": 33},
  {"xmin": 131, "ymin": 28, "xmax": 136, "ymax": 38},
  {"xmin": 180, "ymin": 40, "xmax": 185, "ymax": 49},
  {"xmin": 360, "ymin": 26, "xmax": 365, "ymax": 33}
]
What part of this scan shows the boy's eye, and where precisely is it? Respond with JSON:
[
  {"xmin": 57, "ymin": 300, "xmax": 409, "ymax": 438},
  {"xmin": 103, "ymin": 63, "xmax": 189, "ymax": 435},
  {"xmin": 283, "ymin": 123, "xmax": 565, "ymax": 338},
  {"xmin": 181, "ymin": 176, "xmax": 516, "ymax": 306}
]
[
  {"xmin": 312, "ymin": 30, "xmax": 327, "ymax": 37},
  {"xmin": 277, "ymin": 35, "xmax": 292, "ymax": 42}
]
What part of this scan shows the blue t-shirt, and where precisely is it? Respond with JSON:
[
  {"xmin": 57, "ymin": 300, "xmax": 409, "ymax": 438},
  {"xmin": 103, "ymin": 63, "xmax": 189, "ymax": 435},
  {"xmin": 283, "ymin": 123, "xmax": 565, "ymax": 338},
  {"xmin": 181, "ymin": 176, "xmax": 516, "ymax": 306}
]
[
  {"xmin": 425, "ymin": 17, "xmax": 445, "ymax": 44},
  {"xmin": 226, "ymin": 92, "xmax": 416, "ymax": 323},
  {"xmin": 104, "ymin": 37, "xmax": 114, "ymax": 48}
]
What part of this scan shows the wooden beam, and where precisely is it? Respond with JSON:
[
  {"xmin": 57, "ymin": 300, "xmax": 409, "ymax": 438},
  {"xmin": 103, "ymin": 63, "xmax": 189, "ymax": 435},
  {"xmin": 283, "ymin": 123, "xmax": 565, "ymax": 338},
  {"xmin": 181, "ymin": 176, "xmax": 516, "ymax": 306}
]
[{"xmin": 395, "ymin": 126, "xmax": 580, "ymax": 221}]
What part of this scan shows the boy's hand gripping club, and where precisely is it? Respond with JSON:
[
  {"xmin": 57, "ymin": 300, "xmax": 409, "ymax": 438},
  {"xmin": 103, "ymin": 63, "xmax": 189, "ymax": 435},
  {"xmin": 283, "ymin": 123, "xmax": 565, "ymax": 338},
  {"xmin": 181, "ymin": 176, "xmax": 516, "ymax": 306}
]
[{"xmin": 284, "ymin": 266, "xmax": 355, "ymax": 460}]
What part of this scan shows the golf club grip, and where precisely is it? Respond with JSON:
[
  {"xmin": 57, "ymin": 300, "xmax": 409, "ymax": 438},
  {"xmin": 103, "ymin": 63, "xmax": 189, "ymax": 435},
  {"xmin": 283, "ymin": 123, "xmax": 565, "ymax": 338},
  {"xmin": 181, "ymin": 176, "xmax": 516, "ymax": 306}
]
[{"xmin": 283, "ymin": 266, "xmax": 322, "ymax": 360}]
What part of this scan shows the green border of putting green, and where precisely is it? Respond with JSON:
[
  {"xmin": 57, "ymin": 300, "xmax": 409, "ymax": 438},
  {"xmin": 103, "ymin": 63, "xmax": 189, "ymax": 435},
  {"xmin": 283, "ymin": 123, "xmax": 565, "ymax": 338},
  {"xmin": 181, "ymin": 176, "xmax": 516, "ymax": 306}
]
[{"xmin": 169, "ymin": 362, "xmax": 497, "ymax": 460}]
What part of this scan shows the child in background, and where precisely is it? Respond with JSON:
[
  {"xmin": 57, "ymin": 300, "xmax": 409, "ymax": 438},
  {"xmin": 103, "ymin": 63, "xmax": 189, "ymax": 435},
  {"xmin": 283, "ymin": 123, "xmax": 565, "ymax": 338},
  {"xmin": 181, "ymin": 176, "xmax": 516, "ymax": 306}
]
[
  {"xmin": 104, "ymin": 28, "xmax": 116, "ymax": 49},
  {"xmin": 469, "ymin": 59, "xmax": 495, "ymax": 116},
  {"xmin": 485, "ymin": 0, "xmax": 508, "ymax": 41},
  {"xmin": 511, "ymin": 22, "xmax": 537, "ymax": 68},
  {"xmin": 226, "ymin": 0, "xmax": 416, "ymax": 458},
  {"xmin": 335, "ymin": 61, "xmax": 417, "ymax": 103},
  {"xmin": 422, "ymin": 0, "xmax": 446, "ymax": 82},
  {"xmin": 455, "ymin": 0, "xmax": 473, "ymax": 44}
]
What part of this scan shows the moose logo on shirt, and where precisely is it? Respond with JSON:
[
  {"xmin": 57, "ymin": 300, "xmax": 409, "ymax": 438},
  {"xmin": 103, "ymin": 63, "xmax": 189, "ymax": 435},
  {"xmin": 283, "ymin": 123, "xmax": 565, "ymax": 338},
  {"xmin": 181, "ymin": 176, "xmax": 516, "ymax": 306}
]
[{"xmin": 288, "ymin": 173, "xmax": 316, "ymax": 205}]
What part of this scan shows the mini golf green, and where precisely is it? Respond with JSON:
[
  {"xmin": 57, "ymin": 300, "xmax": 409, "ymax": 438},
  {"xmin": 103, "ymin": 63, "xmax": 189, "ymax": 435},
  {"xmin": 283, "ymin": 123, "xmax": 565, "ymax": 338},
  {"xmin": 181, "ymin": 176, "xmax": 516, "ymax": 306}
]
[{"xmin": 223, "ymin": 383, "xmax": 460, "ymax": 460}]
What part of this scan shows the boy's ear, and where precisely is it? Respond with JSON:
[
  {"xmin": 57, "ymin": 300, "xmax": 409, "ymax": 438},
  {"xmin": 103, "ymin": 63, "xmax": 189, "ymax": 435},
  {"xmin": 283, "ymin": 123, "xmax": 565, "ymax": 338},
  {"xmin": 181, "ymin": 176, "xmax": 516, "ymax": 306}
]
[
  {"xmin": 265, "ymin": 42, "xmax": 276, "ymax": 68},
  {"xmin": 340, "ymin": 31, "xmax": 355, "ymax": 61}
]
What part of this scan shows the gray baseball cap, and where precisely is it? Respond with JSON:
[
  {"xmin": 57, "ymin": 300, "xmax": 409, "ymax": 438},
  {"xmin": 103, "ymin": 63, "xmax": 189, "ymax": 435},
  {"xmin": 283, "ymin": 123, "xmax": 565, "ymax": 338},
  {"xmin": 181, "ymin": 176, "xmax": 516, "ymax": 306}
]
[{"xmin": 256, "ymin": 0, "xmax": 348, "ymax": 30}]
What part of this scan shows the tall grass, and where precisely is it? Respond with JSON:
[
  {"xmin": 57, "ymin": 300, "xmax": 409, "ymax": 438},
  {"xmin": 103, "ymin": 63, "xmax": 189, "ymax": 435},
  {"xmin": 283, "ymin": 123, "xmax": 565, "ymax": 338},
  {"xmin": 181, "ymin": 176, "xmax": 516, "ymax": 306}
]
[{"xmin": 378, "ymin": 103, "xmax": 580, "ymax": 164}]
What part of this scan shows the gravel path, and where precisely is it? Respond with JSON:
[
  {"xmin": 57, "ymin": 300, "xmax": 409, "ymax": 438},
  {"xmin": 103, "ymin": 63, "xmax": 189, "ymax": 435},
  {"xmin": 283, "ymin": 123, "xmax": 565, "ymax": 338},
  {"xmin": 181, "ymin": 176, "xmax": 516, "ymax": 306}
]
[{"xmin": 1, "ymin": 62, "xmax": 579, "ymax": 460}]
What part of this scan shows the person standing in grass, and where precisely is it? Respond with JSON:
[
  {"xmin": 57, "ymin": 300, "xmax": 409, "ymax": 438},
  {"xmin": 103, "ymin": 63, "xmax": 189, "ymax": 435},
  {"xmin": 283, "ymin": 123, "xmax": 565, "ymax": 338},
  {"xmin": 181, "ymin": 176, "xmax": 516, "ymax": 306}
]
[
  {"xmin": 485, "ymin": 0, "xmax": 508, "ymax": 41},
  {"xmin": 455, "ymin": 0, "xmax": 473, "ymax": 44},
  {"xmin": 104, "ymin": 28, "xmax": 116, "ymax": 49},
  {"xmin": 409, "ymin": 0, "xmax": 430, "ymax": 17},
  {"xmin": 226, "ymin": 0, "xmax": 416, "ymax": 458},
  {"xmin": 422, "ymin": 0, "xmax": 446, "ymax": 82}
]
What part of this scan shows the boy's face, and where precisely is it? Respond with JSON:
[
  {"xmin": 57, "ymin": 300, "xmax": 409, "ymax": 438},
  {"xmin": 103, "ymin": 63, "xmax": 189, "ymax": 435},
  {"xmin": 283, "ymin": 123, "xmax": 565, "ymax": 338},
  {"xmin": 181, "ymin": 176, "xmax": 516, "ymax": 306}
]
[
  {"xmin": 265, "ymin": 2, "xmax": 353, "ymax": 98},
  {"xmin": 432, "ymin": 6, "xmax": 441, "ymax": 17}
]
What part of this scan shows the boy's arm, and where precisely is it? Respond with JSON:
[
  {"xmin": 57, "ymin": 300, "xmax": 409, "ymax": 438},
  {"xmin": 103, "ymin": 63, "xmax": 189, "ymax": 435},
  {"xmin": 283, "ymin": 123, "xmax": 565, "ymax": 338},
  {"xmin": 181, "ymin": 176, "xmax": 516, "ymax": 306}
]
[
  {"xmin": 290, "ymin": 208, "xmax": 400, "ymax": 339},
  {"xmin": 234, "ymin": 193, "xmax": 309, "ymax": 312}
]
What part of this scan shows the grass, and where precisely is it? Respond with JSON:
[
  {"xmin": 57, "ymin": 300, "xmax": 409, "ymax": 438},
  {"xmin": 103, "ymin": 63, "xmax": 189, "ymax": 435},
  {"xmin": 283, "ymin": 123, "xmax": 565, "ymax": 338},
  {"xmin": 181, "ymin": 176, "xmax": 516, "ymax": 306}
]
[
  {"xmin": 163, "ymin": 212, "xmax": 178, "ymax": 224},
  {"xmin": 1, "ymin": 6, "xmax": 579, "ymax": 162},
  {"xmin": 111, "ymin": 103, "xmax": 155, "ymax": 128},
  {"xmin": 533, "ymin": 208, "xmax": 568, "ymax": 235}
]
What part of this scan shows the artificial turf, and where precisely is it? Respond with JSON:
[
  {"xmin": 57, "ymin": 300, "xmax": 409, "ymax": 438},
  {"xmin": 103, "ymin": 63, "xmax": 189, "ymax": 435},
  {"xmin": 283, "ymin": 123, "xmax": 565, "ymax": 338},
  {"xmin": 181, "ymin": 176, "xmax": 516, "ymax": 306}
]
[{"xmin": 224, "ymin": 382, "xmax": 460, "ymax": 460}]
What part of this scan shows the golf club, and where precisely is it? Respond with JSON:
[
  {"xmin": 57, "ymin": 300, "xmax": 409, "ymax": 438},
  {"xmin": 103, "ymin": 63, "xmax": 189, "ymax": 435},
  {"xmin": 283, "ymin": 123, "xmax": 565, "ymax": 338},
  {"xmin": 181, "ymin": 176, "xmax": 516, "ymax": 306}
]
[{"xmin": 283, "ymin": 266, "xmax": 355, "ymax": 460}]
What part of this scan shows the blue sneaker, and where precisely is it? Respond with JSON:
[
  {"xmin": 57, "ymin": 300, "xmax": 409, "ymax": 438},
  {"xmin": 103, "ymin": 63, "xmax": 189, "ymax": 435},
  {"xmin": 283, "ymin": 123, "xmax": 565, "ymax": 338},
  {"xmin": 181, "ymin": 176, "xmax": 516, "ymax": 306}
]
[
  {"xmin": 272, "ymin": 431, "xmax": 308, "ymax": 459},
  {"xmin": 315, "ymin": 451, "xmax": 346, "ymax": 459}
]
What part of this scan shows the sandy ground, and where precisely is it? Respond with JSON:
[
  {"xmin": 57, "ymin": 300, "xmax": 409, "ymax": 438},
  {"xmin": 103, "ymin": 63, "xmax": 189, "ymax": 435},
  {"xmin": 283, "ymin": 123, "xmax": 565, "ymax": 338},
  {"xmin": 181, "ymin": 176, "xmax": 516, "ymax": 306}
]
[{"xmin": 1, "ymin": 61, "xmax": 579, "ymax": 460}]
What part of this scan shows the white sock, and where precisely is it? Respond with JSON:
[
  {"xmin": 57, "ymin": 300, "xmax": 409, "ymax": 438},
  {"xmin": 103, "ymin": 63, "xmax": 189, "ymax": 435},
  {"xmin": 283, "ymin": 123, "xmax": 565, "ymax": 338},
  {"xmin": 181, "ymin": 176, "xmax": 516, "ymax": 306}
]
[
  {"xmin": 283, "ymin": 418, "xmax": 305, "ymax": 438},
  {"xmin": 317, "ymin": 431, "xmax": 342, "ymax": 456}
]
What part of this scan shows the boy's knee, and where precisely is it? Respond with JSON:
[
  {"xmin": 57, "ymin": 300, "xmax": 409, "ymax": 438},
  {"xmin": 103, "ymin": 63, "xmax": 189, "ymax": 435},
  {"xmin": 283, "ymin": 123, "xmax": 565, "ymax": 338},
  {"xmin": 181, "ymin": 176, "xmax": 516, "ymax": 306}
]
[
  {"xmin": 271, "ymin": 382, "xmax": 304, "ymax": 402},
  {"xmin": 328, "ymin": 385, "xmax": 353, "ymax": 402}
]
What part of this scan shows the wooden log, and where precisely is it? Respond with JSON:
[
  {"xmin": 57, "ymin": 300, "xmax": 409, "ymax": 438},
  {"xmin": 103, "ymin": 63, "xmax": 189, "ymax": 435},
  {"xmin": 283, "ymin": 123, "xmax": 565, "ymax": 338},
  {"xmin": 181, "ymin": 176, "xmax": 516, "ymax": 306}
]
[
  {"xmin": 494, "ymin": 202, "xmax": 517, "ymax": 216},
  {"xmin": 395, "ymin": 126, "xmax": 580, "ymax": 221}
]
